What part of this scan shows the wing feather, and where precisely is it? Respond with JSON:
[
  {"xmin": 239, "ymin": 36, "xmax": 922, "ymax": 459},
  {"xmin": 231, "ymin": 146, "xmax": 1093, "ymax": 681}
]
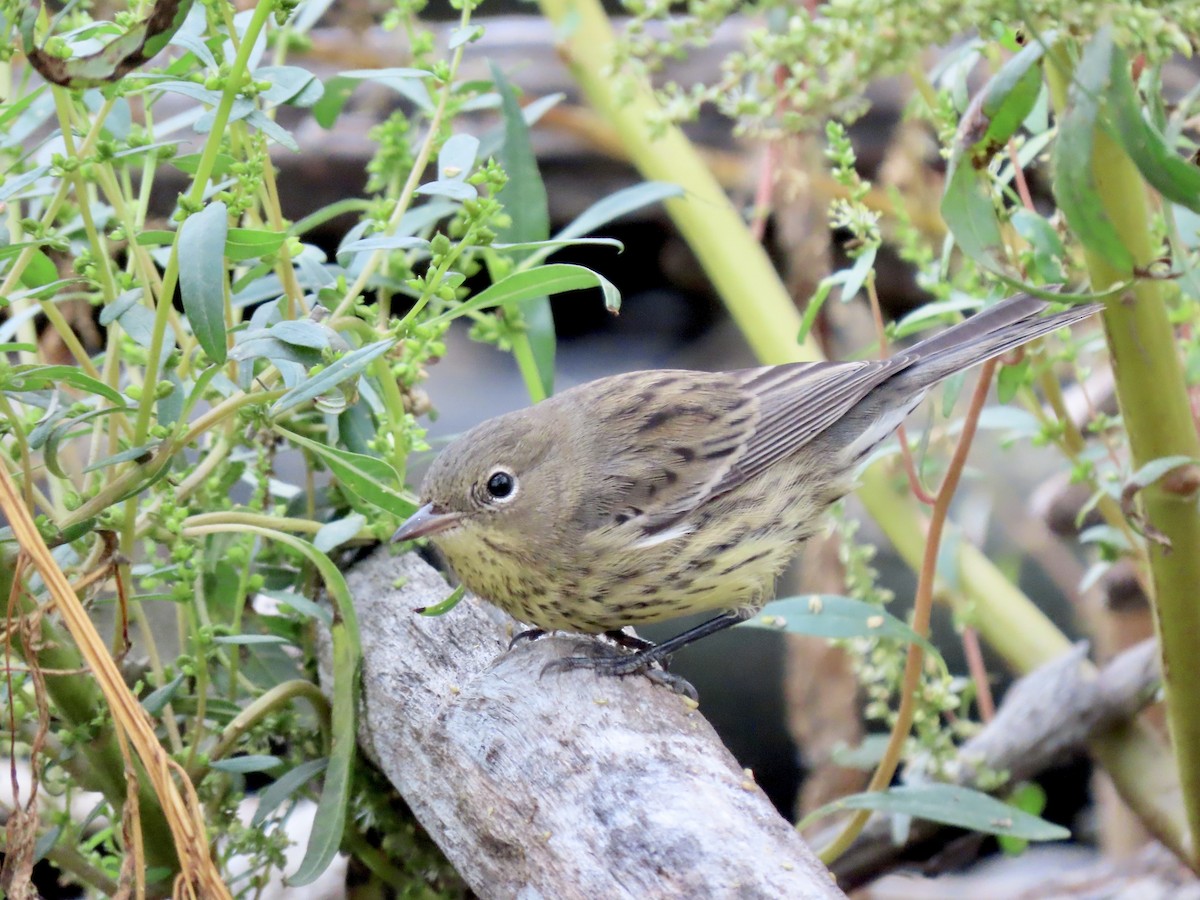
[
  {"xmin": 712, "ymin": 357, "xmax": 915, "ymax": 492},
  {"xmin": 574, "ymin": 370, "xmax": 760, "ymax": 534}
]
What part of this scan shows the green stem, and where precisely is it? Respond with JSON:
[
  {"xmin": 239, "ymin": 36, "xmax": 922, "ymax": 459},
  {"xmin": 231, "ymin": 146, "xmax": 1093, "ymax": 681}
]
[
  {"xmin": 510, "ymin": 332, "xmax": 548, "ymax": 403},
  {"xmin": 330, "ymin": 5, "xmax": 475, "ymax": 320},
  {"xmin": 1047, "ymin": 47, "xmax": 1200, "ymax": 863},
  {"xmin": 193, "ymin": 680, "xmax": 332, "ymax": 781},
  {"xmin": 133, "ymin": 0, "xmax": 277, "ymax": 446},
  {"xmin": 534, "ymin": 0, "xmax": 813, "ymax": 363}
]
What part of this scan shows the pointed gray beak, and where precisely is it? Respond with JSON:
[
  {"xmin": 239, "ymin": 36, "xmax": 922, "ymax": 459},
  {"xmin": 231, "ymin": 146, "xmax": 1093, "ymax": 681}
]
[{"xmin": 391, "ymin": 503, "xmax": 463, "ymax": 543}]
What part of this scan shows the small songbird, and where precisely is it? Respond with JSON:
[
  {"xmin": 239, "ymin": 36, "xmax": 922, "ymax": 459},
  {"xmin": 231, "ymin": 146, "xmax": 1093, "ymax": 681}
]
[{"xmin": 392, "ymin": 293, "xmax": 1099, "ymax": 693}]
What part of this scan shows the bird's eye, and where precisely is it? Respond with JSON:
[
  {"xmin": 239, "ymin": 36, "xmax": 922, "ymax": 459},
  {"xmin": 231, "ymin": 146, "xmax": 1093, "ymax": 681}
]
[{"xmin": 485, "ymin": 470, "xmax": 516, "ymax": 500}]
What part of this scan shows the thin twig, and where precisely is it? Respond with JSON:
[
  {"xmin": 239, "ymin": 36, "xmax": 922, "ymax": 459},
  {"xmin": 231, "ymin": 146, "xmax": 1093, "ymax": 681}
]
[{"xmin": 821, "ymin": 358, "xmax": 999, "ymax": 863}]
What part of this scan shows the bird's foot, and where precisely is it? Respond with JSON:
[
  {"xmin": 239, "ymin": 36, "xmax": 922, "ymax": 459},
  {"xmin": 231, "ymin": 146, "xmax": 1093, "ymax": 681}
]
[{"xmin": 540, "ymin": 641, "xmax": 698, "ymax": 701}]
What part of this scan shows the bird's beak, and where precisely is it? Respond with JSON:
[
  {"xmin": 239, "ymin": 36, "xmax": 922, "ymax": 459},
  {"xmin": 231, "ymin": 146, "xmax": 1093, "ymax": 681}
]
[{"xmin": 391, "ymin": 503, "xmax": 463, "ymax": 543}]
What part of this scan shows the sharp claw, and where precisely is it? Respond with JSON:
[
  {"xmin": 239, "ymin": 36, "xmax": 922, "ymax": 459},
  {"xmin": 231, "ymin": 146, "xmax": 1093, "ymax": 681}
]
[
  {"xmin": 508, "ymin": 627, "xmax": 547, "ymax": 651},
  {"xmin": 538, "ymin": 647, "xmax": 698, "ymax": 699}
]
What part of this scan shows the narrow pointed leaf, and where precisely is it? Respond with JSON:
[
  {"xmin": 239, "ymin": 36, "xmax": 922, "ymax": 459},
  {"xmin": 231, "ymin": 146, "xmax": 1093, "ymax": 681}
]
[
  {"xmin": 270, "ymin": 339, "xmax": 394, "ymax": 415},
  {"xmin": 742, "ymin": 594, "xmax": 938, "ymax": 656},
  {"xmin": 279, "ymin": 428, "xmax": 415, "ymax": 518},
  {"xmin": 492, "ymin": 62, "xmax": 555, "ymax": 399},
  {"xmin": 1107, "ymin": 45, "xmax": 1200, "ymax": 213},
  {"xmin": 429, "ymin": 264, "xmax": 620, "ymax": 325},
  {"xmin": 1051, "ymin": 27, "xmax": 1134, "ymax": 272},
  {"xmin": 805, "ymin": 783, "xmax": 1070, "ymax": 841},
  {"xmin": 178, "ymin": 201, "xmax": 230, "ymax": 363}
]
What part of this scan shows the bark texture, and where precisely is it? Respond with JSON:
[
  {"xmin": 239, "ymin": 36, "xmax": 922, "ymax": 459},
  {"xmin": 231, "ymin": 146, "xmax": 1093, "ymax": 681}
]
[{"xmin": 328, "ymin": 548, "xmax": 843, "ymax": 899}]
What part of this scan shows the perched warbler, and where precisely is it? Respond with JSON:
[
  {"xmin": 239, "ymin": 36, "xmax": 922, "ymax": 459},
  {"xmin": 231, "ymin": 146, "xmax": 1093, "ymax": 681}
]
[{"xmin": 393, "ymin": 293, "xmax": 1099, "ymax": 694}]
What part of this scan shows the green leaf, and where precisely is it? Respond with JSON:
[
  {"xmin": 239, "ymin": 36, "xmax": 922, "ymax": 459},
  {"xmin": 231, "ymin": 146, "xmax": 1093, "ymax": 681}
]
[
  {"xmin": 0, "ymin": 166, "xmax": 51, "ymax": 203},
  {"xmin": 212, "ymin": 634, "xmax": 293, "ymax": 645},
  {"xmin": 958, "ymin": 35, "xmax": 1052, "ymax": 158},
  {"xmin": 279, "ymin": 428, "xmax": 415, "ymax": 518},
  {"xmin": 225, "ymin": 228, "xmax": 287, "ymax": 261},
  {"xmin": 830, "ymin": 735, "xmax": 890, "ymax": 770},
  {"xmin": 209, "ymin": 755, "xmax": 283, "ymax": 774},
  {"xmin": 184, "ymin": 528, "xmax": 358, "ymax": 888},
  {"xmin": 178, "ymin": 201, "xmax": 230, "ymax": 364},
  {"xmin": 8, "ymin": 365, "xmax": 124, "ymax": 405},
  {"xmin": 336, "ymin": 68, "xmax": 433, "ymax": 114},
  {"xmin": 141, "ymin": 674, "xmax": 186, "ymax": 716},
  {"xmin": 798, "ymin": 280, "xmax": 834, "ymax": 345},
  {"xmin": 19, "ymin": 249, "xmax": 59, "ymax": 290},
  {"xmin": 742, "ymin": 595, "xmax": 938, "ymax": 657},
  {"xmin": 416, "ymin": 585, "xmax": 466, "ymax": 616},
  {"xmin": 999, "ymin": 782, "xmax": 1049, "ymax": 855},
  {"xmin": 251, "ymin": 758, "xmax": 329, "ymax": 826},
  {"xmin": 268, "ymin": 320, "xmax": 333, "ymax": 349},
  {"xmin": 839, "ymin": 247, "xmax": 877, "ymax": 304},
  {"xmin": 996, "ymin": 357, "xmax": 1030, "ymax": 404},
  {"xmin": 941, "ymin": 157, "xmax": 1007, "ymax": 272},
  {"xmin": 337, "ymin": 235, "xmax": 430, "ymax": 255},
  {"xmin": 939, "ymin": 37, "xmax": 1051, "ymax": 275},
  {"xmin": 314, "ymin": 513, "xmax": 368, "ymax": 552},
  {"xmin": 429, "ymin": 264, "xmax": 620, "ymax": 325},
  {"xmin": 1051, "ymin": 27, "xmax": 1135, "ymax": 273},
  {"xmin": 551, "ymin": 181, "xmax": 683, "ymax": 244},
  {"xmin": 83, "ymin": 443, "xmax": 162, "ymax": 473},
  {"xmin": 229, "ymin": 333, "xmax": 323, "ymax": 368},
  {"xmin": 491, "ymin": 237, "xmax": 623, "ymax": 255},
  {"xmin": 170, "ymin": 152, "xmax": 237, "ymax": 177},
  {"xmin": 261, "ymin": 589, "xmax": 333, "ymax": 627},
  {"xmin": 493, "ymin": 62, "xmax": 555, "ymax": 400},
  {"xmin": 801, "ymin": 783, "xmax": 1070, "ymax": 841},
  {"xmin": 1107, "ymin": 46, "xmax": 1200, "ymax": 213},
  {"xmin": 270, "ymin": 339, "xmax": 394, "ymax": 416},
  {"xmin": 134, "ymin": 230, "xmax": 177, "ymax": 248},
  {"xmin": 1125, "ymin": 454, "xmax": 1198, "ymax": 492},
  {"xmin": 256, "ymin": 65, "xmax": 324, "ymax": 108},
  {"xmin": 311, "ymin": 75, "xmax": 360, "ymax": 129},
  {"xmin": 1010, "ymin": 209, "xmax": 1066, "ymax": 282},
  {"xmin": 437, "ymin": 133, "xmax": 479, "ymax": 180}
]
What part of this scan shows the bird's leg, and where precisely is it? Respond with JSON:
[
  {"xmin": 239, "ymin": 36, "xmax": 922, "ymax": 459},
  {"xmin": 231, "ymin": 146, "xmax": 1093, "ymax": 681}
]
[
  {"xmin": 507, "ymin": 627, "xmax": 546, "ymax": 650},
  {"xmin": 542, "ymin": 610, "xmax": 753, "ymax": 699},
  {"xmin": 602, "ymin": 629, "xmax": 657, "ymax": 654}
]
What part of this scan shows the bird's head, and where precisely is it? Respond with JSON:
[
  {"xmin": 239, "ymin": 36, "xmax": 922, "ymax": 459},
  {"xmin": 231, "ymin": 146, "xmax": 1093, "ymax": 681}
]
[{"xmin": 390, "ymin": 408, "xmax": 564, "ymax": 552}]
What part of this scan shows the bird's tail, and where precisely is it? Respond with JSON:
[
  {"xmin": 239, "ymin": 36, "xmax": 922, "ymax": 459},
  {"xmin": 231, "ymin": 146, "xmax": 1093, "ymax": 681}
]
[{"xmin": 897, "ymin": 293, "xmax": 1101, "ymax": 391}]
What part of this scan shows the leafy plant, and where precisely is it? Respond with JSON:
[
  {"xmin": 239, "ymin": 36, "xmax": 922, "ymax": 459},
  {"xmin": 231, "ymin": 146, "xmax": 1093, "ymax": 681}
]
[{"xmin": 0, "ymin": 0, "xmax": 675, "ymax": 893}]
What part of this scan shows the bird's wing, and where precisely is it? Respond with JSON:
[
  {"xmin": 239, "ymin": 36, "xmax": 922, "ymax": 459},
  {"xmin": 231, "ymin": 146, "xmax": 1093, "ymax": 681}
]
[
  {"xmin": 575, "ymin": 370, "xmax": 762, "ymax": 535},
  {"xmin": 711, "ymin": 356, "xmax": 916, "ymax": 492},
  {"xmin": 581, "ymin": 361, "xmax": 913, "ymax": 537}
]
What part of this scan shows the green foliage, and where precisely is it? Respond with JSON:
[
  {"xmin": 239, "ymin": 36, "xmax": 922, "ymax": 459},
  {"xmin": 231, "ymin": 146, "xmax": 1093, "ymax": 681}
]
[{"xmin": 0, "ymin": 0, "xmax": 670, "ymax": 893}]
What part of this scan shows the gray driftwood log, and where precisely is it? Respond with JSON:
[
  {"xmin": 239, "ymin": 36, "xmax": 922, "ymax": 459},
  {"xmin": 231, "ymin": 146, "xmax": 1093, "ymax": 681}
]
[{"xmin": 326, "ymin": 548, "xmax": 843, "ymax": 899}]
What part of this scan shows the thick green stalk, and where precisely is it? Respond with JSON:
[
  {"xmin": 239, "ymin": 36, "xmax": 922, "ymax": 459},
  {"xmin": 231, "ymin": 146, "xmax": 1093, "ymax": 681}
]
[
  {"xmin": 534, "ymin": 0, "xmax": 812, "ymax": 363},
  {"xmin": 1045, "ymin": 52, "xmax": 1200, "ymax": 858}
]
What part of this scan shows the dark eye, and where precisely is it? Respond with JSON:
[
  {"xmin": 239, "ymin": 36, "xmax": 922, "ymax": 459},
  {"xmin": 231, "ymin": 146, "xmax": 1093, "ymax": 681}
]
[{"xmin": 486, "ymin": 470, "xmax": 515, "ymax": 499}]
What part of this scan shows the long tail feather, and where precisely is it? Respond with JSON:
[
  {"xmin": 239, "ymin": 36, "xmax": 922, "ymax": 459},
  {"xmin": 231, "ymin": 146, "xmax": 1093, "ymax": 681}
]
[{"xmin": 900, "ymin": 294, "xmax": 1101, "ymax": 390}]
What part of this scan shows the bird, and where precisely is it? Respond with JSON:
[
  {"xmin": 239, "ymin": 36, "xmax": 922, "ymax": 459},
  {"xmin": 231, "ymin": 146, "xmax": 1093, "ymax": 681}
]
[{"xmin": 392, "ymin": 293, "xmax": 1099, "ymax": 695}]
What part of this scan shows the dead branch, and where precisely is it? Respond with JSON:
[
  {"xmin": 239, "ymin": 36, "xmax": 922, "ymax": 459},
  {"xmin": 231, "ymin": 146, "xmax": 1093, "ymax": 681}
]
[{"xmin": 323, "ymin": 548, "xmax": 843, "ymax": 899}]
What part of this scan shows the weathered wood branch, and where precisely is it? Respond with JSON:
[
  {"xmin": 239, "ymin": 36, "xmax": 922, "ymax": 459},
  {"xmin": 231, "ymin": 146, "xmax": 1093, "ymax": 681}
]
[{"xmin": 324, "ymin": 548, "xmax": 843, "ymax": 899}]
